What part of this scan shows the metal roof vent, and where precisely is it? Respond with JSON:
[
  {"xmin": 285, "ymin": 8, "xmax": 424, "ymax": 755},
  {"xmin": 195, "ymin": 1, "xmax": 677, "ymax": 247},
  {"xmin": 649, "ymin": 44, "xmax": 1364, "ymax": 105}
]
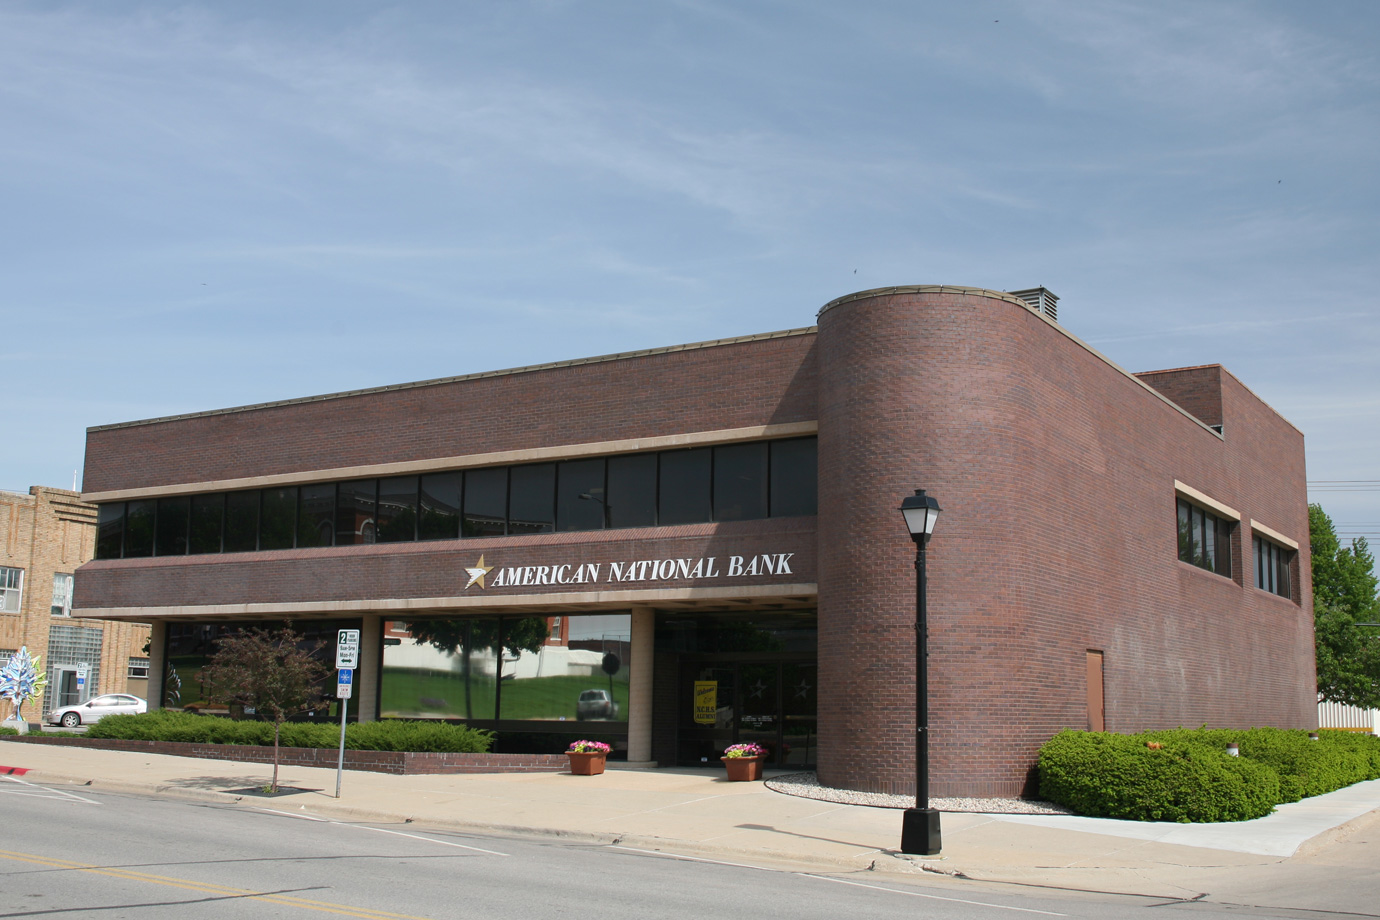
[{"xmin": 1010, "ymin": 287, "xmax": 1058, "ymax": 322}]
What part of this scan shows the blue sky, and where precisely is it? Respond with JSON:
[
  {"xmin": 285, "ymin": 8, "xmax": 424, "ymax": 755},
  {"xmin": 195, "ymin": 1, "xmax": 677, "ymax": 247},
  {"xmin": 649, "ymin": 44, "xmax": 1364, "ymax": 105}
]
[{"xmin": 2, "ymin": 1, "xmax": 1377, "ymax": 544}]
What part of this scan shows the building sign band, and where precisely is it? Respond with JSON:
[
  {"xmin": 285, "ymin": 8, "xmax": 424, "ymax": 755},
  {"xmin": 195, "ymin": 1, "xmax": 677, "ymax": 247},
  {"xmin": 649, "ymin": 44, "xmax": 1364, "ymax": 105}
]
[{"xmin": 464, "ymin": 552, "xmax": 797, "ymax": 591}]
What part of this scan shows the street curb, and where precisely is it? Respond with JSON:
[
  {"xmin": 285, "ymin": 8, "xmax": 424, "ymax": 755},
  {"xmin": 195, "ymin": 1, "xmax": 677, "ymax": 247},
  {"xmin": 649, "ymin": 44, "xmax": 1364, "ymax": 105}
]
[{"xmin": 20, "ymin": 767, "xmax": 1202, "ymax": 897}]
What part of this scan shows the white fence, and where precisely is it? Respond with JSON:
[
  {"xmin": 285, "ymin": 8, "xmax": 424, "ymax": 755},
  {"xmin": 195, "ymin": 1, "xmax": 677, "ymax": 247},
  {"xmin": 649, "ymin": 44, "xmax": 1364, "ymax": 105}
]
[{"xmin": 1318, "ymin": 698, "xmax": 1380, "ymax": 734}]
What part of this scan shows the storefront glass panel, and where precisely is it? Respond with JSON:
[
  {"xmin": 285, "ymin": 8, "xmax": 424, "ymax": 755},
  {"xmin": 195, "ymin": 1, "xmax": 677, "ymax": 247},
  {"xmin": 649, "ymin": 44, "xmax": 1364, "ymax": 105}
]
[
  {"xmin": 660, "ymin": 610, "xmax": 816, "ymax": 768},
  {"xmin": 162, "ymin": 619, "xmax": 351, "ymax": 719},
  {"xmin": 381, "ymin": 617, "xmax": 500, "ymax": 720},
  {"xmin": 500, "ymin": 614, "xmax": 630, "ymax": 722}
]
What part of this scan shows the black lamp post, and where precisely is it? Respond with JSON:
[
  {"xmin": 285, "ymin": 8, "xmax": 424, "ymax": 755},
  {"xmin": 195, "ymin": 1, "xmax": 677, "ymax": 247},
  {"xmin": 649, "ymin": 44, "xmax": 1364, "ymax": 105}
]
[{"xmin": 899, "ymin": 488, "xmax": 942, "ymax": 856}]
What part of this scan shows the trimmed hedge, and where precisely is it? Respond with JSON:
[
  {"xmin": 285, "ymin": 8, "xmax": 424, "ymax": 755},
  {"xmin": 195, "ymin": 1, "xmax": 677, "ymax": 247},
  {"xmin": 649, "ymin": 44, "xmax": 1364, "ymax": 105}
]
[
  {"xmin": 0, "ymin": 726, "xmax": 17, "ymax": 737},
  {"xmin": 86, "ymin": 710, "xmax": 493, "ymax": 753},
  {"xmin": 1039, "ymin": 727, "xmax": 1380, "ymax": 822}
]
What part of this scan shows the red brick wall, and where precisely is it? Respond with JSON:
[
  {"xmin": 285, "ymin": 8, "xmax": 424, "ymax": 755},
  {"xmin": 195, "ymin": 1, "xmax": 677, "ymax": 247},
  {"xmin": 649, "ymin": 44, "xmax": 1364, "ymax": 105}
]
[
  {"xmin": 1136, "ymin": 366, "xmax": 1224, "ymax": 428},
  {"xmin": 3, "ymin": 735, "xmax": 567, "ymax": 774},
  {"xmin": 815, "ymin": 289, "xmax": 1314, "ymax": 797},
  {"xmin": 84, "ymin": 333, "xmax": 818, "ymax": 493}
]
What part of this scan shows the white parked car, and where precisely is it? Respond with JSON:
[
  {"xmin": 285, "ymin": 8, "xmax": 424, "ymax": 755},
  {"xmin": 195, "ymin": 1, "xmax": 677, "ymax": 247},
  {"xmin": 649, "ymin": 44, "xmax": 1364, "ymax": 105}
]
[{"xmin": 46, "ymin": 694, "xmax": 147, "ymax": 728}]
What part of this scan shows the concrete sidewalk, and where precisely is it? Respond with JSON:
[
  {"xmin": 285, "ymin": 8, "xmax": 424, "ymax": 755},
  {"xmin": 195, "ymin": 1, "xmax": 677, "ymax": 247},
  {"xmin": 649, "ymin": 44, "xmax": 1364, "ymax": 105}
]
[{"xmin": 4, "ymin": 741, "xmax": 1379, "ymax": 904}]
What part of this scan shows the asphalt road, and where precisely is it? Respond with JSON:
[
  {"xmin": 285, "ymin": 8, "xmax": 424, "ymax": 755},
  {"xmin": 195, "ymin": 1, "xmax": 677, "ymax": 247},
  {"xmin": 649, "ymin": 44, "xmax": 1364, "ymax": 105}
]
[{"xmin": 0, "ymin": 773, "xmax": 1370, "ymax": 920}]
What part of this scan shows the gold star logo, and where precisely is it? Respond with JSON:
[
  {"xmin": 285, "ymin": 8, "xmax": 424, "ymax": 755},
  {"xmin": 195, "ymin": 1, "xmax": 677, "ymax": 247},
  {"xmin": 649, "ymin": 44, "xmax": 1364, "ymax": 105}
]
[{"xmin": 464, "ymin": 555, "xmax": 493, "ymax": 590}]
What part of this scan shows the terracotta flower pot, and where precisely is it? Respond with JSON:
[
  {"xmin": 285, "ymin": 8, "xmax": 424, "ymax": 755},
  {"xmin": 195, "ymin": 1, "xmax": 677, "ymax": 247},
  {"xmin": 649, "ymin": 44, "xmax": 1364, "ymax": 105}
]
[
  {"xmin": 721, "ymin": 755, "xmax": 765, "ymax": 781},
  {"xmin": 567, "ymin": 752, "xmax": 607, "ymax": 775}
]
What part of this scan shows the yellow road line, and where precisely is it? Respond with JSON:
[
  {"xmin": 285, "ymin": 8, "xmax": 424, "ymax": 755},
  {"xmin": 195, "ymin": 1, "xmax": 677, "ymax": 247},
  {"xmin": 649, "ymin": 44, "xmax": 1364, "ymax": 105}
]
[{"xmin": 0, "ymin": 848, "xmax": 437, "ymax": 920}]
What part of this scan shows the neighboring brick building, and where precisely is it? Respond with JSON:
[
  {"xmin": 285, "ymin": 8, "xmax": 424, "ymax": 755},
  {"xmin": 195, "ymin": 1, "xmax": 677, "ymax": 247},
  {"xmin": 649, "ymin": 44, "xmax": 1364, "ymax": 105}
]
[
  {"xmin": 1, "ymin": 486, "xmax": 150, "ymax": 718},
  {"xmin": 73, "ymin": 285, "xmax": 1315, "ymax": 796}
]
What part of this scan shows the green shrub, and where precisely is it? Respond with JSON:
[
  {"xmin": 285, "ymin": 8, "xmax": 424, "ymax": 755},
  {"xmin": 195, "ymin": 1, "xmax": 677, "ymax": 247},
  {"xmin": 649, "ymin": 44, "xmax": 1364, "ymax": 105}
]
[
  {"xmin": 1038, "ymin": 729, "xmax": 1278, "ymax": 822},
  {"xmin": 86, "ymin": 710, "xmax": 492, "ymax": 753},
  {"xmin": 1040, "ymin": 726, "xmax": 1380, "ymax": 822},
  {"xmin": 0, "ymin": 726, "xmax": 17, "ymax": 737}
]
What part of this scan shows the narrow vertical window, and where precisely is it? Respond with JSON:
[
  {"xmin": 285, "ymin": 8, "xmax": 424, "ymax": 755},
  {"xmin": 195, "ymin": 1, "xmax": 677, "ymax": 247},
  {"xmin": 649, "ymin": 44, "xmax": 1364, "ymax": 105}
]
[
  {"xmin": 51, "ymin": 573, "xmax": 73, "ymax": 617},
  {"xmin": 96, "ymin": 503, "xmax": 125, "ymax": 560}
]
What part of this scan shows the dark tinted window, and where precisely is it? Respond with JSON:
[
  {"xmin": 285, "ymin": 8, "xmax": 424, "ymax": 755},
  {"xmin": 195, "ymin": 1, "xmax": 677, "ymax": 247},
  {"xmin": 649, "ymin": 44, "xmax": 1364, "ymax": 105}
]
[
  {"xmin": 606, "ymin": 454, "xmax": 657, "ymax": 528},
  {"xmin": 509, "ymin": 464, "xmax": 555, "ymax": 535},
  {"xmin": 188, "ymin": 494, "xmax": 224, "ymax": 555},
  {"xmin": 419, "ymin": 472, "xmax": 462, "ymax": 541},
  {"xmin": 1176, "ymin": 498, "xmax": 1232, "ymax": 577},
  {"xmin": 260, "ymin": 487, "xmax": 297, "ymax": 551},
  {"xmin": 556, "ymin": 458, "xmax": 605, "ymax": 532},
  {"xmin": 769, "ymin": 437, "xmax": 817, "ymax": 517},
  {"xmin": 377, "ymin": 476, "xmax": 418, "ymax": 543},
  {"xmin": 464, "ymin": 467, "xmax": 507, "ymax": 537},
  {"xmin": 658, "ymin": 448, "xmax": 711, "ymax": 525},
  {"xmin": 96, "ymin": 503, "xmax": 124, "ymax": 560},
  {"xmin": 124, "ymin": 500, "xmax": 155, "ymax": 557},
  {"xmin": 713, "ymin": 442, "xmax": 767, "ymax": 521},
  {"xmin": 336, "ymin": 479, "xmax": 377, "ymax": 546},
  {"xmin": 298, "ymin": 484, "xmax": 335, "ymax": 548},
  {"xmin": 224, "ymin": 491, "xmax": 259, "ymax": 553},
  {"xmin": 155, "ymin": 496, "xmax": 190, "ymax": 556}
]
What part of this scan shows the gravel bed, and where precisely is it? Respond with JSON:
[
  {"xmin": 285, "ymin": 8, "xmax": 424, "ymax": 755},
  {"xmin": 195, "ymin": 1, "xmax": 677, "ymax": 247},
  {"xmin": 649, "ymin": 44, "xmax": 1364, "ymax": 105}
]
[{"xmin": 765, "ymin": 772, "xmax": 1074, "ymax": 815}]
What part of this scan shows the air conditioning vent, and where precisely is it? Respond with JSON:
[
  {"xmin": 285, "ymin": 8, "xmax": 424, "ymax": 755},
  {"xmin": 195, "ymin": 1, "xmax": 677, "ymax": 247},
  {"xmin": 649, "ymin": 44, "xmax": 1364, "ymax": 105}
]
[{"xmin": 1010, "ymin": 287, "xmax": 1059, "ymax": 322}]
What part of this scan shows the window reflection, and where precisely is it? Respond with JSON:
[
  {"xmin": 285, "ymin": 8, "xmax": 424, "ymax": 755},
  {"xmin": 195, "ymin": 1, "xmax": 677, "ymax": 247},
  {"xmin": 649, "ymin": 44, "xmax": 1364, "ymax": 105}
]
[
  {"xmin": 298, "ymin": 484, "xmax": 335, "ymax": 548},
  {"xmin": 419, "ymin": 472, "xmax": 461, "ymax": 541},
  {"xmin": 337, "ymin": 479, "xmax": 377, "ymax": 546},
  {"xmin": 509, "ymin": 464, "xmax": 555, "ymax": 535},
  {"xmin": 381, "ymin": 614, "xmax": 630, "ymax": 726},
  {"xmin": 378, "ymin": 476, "xmax": 418, "ymax": 543}
]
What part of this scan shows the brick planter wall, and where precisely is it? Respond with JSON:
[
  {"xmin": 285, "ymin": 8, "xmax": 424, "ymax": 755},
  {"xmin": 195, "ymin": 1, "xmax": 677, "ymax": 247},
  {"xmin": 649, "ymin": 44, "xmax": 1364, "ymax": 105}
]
[{"xmin": 1, "ymin": 735, "xmax": 568, "ymax": 775}]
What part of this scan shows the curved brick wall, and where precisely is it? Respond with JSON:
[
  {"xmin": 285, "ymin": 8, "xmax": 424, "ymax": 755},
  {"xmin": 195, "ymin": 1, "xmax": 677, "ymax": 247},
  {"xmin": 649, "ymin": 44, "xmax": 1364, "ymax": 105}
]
[{"xmin": 816, "ymin": 288, "xmax": 1314, "ymax": 797}]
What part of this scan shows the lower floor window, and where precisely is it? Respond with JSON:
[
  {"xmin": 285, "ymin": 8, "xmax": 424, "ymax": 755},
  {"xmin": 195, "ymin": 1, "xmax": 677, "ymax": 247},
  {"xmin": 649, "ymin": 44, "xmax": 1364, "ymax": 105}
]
[
  {"xmin": 1254, "ymin": 536, "xmax": 1293, "ymax": 598},
  {"xmin": 128, "ymin": 658, "xmax": 150, "ymax": 679}
]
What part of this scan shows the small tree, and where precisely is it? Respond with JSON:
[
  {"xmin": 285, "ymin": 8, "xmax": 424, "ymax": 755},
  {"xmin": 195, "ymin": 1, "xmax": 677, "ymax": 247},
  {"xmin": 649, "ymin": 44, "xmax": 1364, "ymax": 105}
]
[
  {"xmin": 1311, "ymin": 504, "xmax": 1380, "ymax": 709},
  {"xmin": 198, "ymin": 625, "xmax": 331, "ymax": 792}
]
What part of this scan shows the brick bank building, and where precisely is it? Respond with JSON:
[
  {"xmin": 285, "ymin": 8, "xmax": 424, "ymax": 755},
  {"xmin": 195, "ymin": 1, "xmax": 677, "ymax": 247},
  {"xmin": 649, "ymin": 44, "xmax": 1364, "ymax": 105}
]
[{"xmin": 74, "ymin": 286, "xmax": 1315, "ymax": 796}]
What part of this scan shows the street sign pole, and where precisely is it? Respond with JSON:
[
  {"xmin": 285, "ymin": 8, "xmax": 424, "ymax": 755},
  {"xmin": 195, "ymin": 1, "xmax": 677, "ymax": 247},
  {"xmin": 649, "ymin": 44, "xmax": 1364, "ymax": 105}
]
[
  {"xmin": 336, "ymin": 690, "xmax": 348, "ymax": 798},
  {"xmin": 335, "ymin": 667, "xmax": 353, "ymax": 799},
  {"xmin": 334, "ymin": 631, "xmax": 359, "ymax": 800}
]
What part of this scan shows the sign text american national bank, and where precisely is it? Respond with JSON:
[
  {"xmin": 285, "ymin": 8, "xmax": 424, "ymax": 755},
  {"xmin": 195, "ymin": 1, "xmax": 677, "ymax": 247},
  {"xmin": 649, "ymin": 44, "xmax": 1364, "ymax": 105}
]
[{"xmin": 483, "ymin": 553, "xmax": 796, "ymax": 589}]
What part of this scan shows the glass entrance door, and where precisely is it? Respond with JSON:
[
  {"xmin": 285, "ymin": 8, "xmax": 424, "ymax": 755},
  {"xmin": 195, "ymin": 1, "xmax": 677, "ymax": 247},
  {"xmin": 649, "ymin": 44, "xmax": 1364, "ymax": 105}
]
[{"xmin": 678, "ymin": 659, "xmax": 815, "ymax": 767}]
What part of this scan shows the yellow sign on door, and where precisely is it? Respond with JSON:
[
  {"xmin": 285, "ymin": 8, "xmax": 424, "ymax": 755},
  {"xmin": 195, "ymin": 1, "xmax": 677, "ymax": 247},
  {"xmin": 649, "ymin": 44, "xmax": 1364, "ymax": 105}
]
[{"xmin": 694, "ymin": 681, "xmax": 718, "ymax": 725}]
